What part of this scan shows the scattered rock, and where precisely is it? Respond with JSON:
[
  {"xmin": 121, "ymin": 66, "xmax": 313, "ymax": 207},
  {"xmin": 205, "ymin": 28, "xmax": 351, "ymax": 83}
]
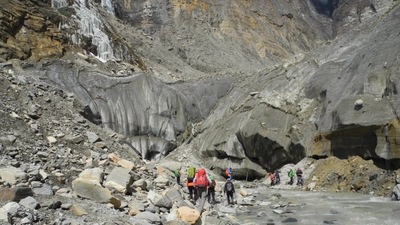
[
  {"xmin": 176, "ymin": 206, "xmax": 200, "ymax": 224},
  {"xmin": 70, "ymin": 204, "xmax": 88, "ymax": 216}
]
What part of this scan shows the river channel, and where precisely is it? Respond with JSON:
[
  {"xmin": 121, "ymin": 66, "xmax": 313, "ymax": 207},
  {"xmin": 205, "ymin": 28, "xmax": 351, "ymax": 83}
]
[{"xmin": 235, "ymin": 186, "xmax": 400, "ymax": 225}]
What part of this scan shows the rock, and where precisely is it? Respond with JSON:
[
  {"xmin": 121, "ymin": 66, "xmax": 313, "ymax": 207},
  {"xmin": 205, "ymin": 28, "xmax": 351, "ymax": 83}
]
[
  {"xmin": 129, "ymin": 217, "xmax": 152, "ymax": 225},
  {"xmin": 108, "ymin": 153, "xmax": 135, "ymax": 170},
  {"xmin": 354, "ymin": 99, "xmax": 363, "ymax": 107},
  {"xmin": 273, "ymin": 209, "xmax": 285, "ymax": 215},
  {"xmin": 104, "ymin": 167, "xmax": 133, "ymax": 194},
  {"xmin": 33, "ymin": 184, "xmax": 53, "ymax": 196},
  {"xmin": 257, "ymin": 211, "xmax": 267, "ymax": 217},
  {"xmin": 147, "ymin": 190, "xmax": 174, "ymax": 209},
  {"xmin": 147, "ymin": 190, "xmax": 163, "ymax": 204},
  {"xmin": 0, "ymin": 202, "xmax": 20, "ymax": 222},
  {"xmin": 86, "ymin": 131, "xmax": 101, "ymax": 144},
  {"xmin": 63, "ymin": 134, "xmax": 84, "ymax": 144},
  {"xmin": 61, "ymin": 203, "xmax": 73, "ymax": 210},
  {"xmin": 176, "ymin": 206, "xmax": 200, "ymax": 224},
  {"xmin": 135, "ymin": 211, "xmax": 161, "ymax": 224},
  {"xmin": 19, "ymin": 196, "xmax": 39, "ymax": 210},
  {"xmin": 46, "ymin": 136, "xmax": 57, "ymax": 144},
  {"xmin": 282, "ymin": 217, "xmax": 298, "ymax": 223},
  {"xmin": 164, "ymin": 187, "xmax": 187, "ymax": 207},
  {"xmin": 219, "ymin": 206, "xmax": 237, "ymax": 215},
  {"xmin": 239, "ymin": 189, "xmax": 248, "ymax": 197},
  {"xmin": 72, "ymin": 178, "xmax": 121, "ymax": 208},
  {"xmin": 154, "ymin": 175, "xmax": 170, "ymax": 187},
  {"xmin": 391, "ymin": 184, "xmax": 400, "ymax": 201},
  {"xmin": 159, "ymin": 161, "xmax": 182, "ymax": 173},
  {"xmin": 203, "ymin": 216, "xmax": 236, "ymax": 225},
  {"xmin": 0, "ymin": 166, "xmax": 27, "ymax": 185},
  {"xmin": 78, "ymin": 167, "xmax": 104, "ymax": 183},
  {"xmin": 30, "ymin": 181, "xmax": 42, "ymax": 188},
  {"xmin": 41, "ymin": 200, "xmax": 62, "ymax": 210},
  {"xmin": 351, "ymin": 178, "xmax": 365, "ymax": 191},
  {"xmin": 307, "ymin": 182, "xmax": 316, "ymax": 191},
  {"xmin": 156, "ymin": 166, "xmax": 171, "ymax": 177},
  {"xmin": 39, "ymin": 169, "xmax": 48, "ymax": 180},
  {"xmin": 20, "ymin": 217, "xmax": 33, "ymax": 224},
  {"xmin": 0, "ymin": 187, "xmax": 33, "ymax": 202},
  {"xmin": 128, "ymin": 199, "xmax": 145, "ymax": 216},
  {"xmin": 132, "ymin": 179, "xmax": 147, "ymax": 190},
  {"xmin": 9, "ymin": 112, "xmax": 21, "ymax": 119},
  {"xmin": 70, "ymin": 204, "xmax": 88, "ymax": 216},
  {"xmin": 55, "ymin": 187, "xmax": 73, "ymax": 198}
]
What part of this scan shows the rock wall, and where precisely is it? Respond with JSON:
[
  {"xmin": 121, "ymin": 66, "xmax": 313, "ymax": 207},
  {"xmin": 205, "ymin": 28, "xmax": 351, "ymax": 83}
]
[{"xmin": 196, "ymin": 2, "xmax": 400, "ymax": 178}]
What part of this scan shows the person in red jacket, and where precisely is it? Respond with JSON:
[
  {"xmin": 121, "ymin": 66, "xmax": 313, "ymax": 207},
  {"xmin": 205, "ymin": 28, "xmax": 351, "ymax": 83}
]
[
  {"xmin": 270, "ymin": 172, "xmax": 275, "ymax": 186},
  {"xmin": 193, "ymin": 168, "xmax": 211, "ymax": 213}
]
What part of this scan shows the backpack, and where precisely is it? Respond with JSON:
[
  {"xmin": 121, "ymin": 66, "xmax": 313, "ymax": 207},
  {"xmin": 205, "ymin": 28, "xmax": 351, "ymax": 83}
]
[
  {"xmin": 210, "ymin": 175, "xmax": 215, "ymax": 187},
  {"xmin": 174, "ymin": 169, "xmax": 180, "ymax": 177},
  {"xmin": 188, "ymin": 167, "xmax": 196, "ymax": 178},
  {"xmin": 195, "ymin": 169, "xmax": 209, "ymax": 187},
  {"xmin": 226, "ymin": 181, "xmax": 233, "ymax": 192}
]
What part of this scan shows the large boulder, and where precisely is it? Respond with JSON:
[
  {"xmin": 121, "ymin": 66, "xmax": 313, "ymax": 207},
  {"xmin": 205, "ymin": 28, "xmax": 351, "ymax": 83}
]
[
  {"xmin": 78, "ymin": 168, "xmax": 104, "ymax": 183},
  {"xmin": 0, "ymin": 187, "xmax": 33, "ymax": 202},
  {"xmin": 176, "ymin": 206, "xmax": 200, "ymax": 224},
  {"xmin": 391, "ymin": 184, "xmax": 400, "ymax": 201},
  {"xmin": 72, "ymin": 178, "xmax": 121, "ymax": 208},
  {"xmin": 0, "ymin": 167, "xmax": 27, "ymax": 185},
  {"xmin": 104, "ymin": 167, "xmax": 133, "ymax": 194}
]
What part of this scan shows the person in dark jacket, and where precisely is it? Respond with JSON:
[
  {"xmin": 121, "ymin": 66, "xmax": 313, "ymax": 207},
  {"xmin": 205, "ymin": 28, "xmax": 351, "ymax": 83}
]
[
  {"xmin": 224, "ymin": 178, "xmax": 235, "ymax": 205},
  {"xmin": 296, "ymin": 168, "xmax": 303, "ymax": 186}
]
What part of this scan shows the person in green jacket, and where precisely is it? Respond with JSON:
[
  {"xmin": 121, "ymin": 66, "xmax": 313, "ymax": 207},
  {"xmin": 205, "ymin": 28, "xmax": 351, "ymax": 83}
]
[{"xmin": 288, "ymin": 169, "xmax": 295, "ymax": 185}]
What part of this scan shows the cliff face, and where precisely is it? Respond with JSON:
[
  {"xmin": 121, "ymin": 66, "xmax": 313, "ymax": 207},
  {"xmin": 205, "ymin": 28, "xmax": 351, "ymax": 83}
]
[{"xmin": 1, "ymin": 0, "xmax": 400, "ymax": 179}]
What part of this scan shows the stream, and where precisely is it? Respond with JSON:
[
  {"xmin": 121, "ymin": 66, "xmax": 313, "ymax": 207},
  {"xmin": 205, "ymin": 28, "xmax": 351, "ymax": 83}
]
[{"xmin": 234, "ymin": 186, "xmax": 400, "ymax": 225}]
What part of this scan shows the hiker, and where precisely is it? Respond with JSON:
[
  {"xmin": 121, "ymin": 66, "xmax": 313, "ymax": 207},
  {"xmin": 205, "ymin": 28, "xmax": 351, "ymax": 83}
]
[
  {"xmin": 207, "ymin": 175, "xmax": 217, "ymax": 204},
  {"xmin": 174, "ymin": 168, "xmax": 182, "ymax": 185},
  {"xmin": 224, "ymin": 178, "xmax": 235, "ymax": 204},
  {"xmin": 288, "ymin": 169, "xmax": 295, "ymax": 185},
  {"xmin": 296, "ymin": 168, "xmax": 303, "ymax": 186},
  {"xmin": 186, "ymin": 177, "xmax": 197, "ymax": 202},
  {"xmin": 270, "ymin": 172, "xmax": 275, "ymax": 186},
  {"xmin": 186, "ymin": 167, "xmax": 197, "ymax": 201},
  {"xmin": 193, "ymin": 168, "xmax": 211, "ymax": 213},
  {"xmin": 274, "ymin": 170, "xmax": 281, "ymax": 185},
  {"xmin": 226, "ymin": 167, "xmax": 233, "ymax": 180}
]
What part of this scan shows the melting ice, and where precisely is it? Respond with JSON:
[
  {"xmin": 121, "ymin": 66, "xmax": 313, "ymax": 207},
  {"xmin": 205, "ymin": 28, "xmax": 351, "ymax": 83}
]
[
  {"xmin": 51, "ymin": 0, "xmax": 68, "ymax": 9},
  {"xmin": 51, "ymin": 0, "xmax": 114, "ymax": 62}
]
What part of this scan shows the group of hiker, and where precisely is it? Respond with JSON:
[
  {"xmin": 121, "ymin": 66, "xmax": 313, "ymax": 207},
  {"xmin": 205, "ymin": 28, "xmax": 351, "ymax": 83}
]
[
  {"xmin": 174, "ymin": 166, "xmax": 304, "ymax": 212},
  {"xmin": 174, "ymin": 167, "xmax": 235, "ymax": 212},
  {"xmin": 270, "ymin": 168, "xmax": 303, "ymax": 186}
]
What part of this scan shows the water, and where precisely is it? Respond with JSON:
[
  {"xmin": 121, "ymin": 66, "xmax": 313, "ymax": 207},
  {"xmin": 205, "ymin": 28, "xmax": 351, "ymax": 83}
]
[
  {"xmin": 101, "ymin": 0, "xmax": 115, "ymax": 15},
  {"xmin": 236, "ymin": 188, "xmax": 400, "ymax": 225},
  {"xmin": 51, "ymin": 0, "xmax": 114, "ymax": 62},
  {"xmin": 51, "ymin": 0, "xmax": 68, "ymax": 9}
]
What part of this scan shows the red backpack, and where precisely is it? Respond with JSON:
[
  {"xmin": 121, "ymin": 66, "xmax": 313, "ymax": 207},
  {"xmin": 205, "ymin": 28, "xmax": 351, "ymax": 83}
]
[{"xmin": 195, "ymin": 169, "xmax": 209, "ymax": 187}]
